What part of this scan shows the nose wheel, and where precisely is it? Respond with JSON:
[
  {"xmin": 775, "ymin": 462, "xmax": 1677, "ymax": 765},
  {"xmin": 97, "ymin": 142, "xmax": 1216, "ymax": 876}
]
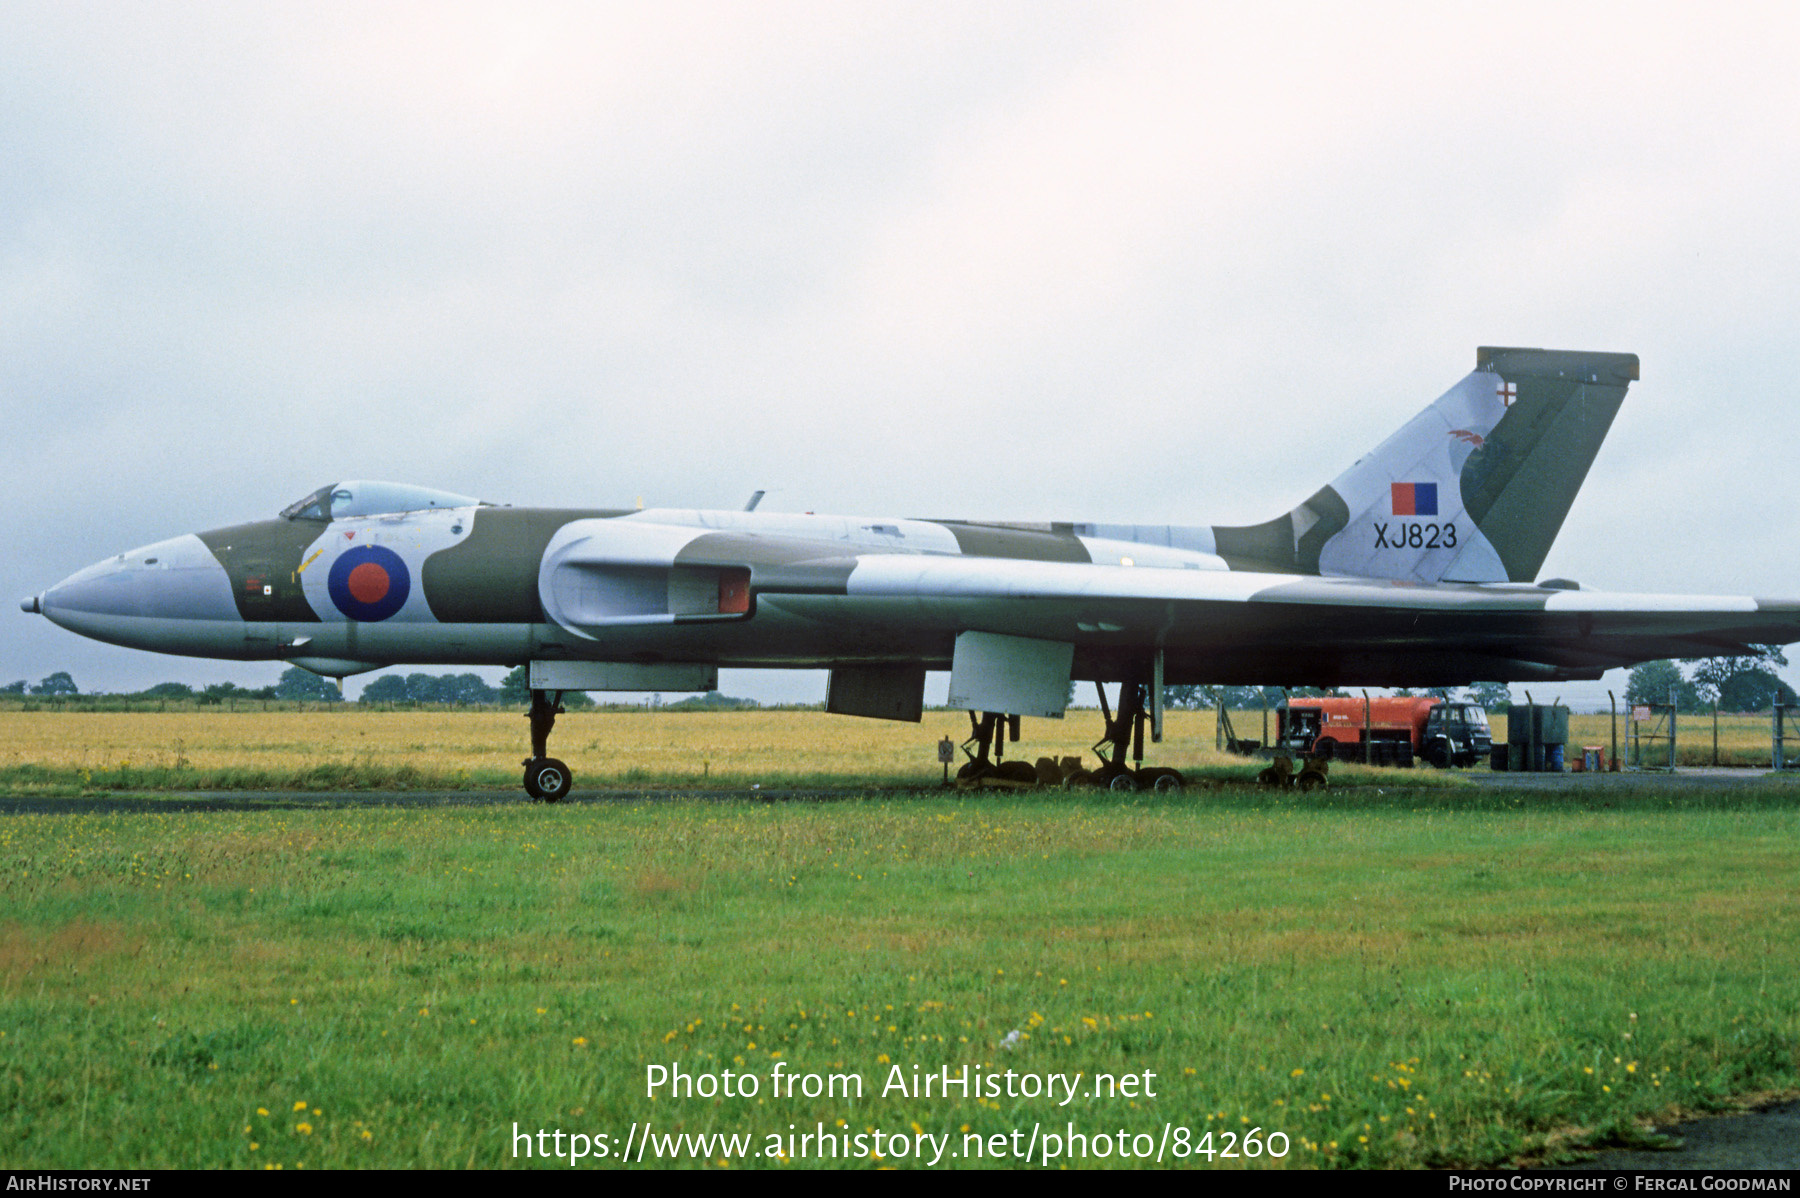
[
  {"xmin": 523, "ymin": 688, "xmax": 573, "ymax": 802},
  {"xmin": 524, "ymin": 756, "xmax": 572, "ymax": 802}
]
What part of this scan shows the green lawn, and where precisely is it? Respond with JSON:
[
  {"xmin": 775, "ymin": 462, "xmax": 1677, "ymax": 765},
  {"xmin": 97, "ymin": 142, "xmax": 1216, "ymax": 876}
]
[{"xmin": 2, "ymin": 785, "xmax": 1797, "ymax": 1169}]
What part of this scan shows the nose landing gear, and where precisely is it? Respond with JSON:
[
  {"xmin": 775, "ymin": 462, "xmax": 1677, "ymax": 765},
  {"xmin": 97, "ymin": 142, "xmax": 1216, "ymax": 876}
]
[{"xmin": 523, "ymin": 689, "xmax": 573, "ymax": 802}]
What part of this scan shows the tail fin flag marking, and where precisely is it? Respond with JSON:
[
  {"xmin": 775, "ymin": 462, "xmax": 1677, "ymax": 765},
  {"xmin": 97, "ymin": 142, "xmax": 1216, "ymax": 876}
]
[{"xmin": 1390, "ymin": 482, "xmax": 1438, "ymax": 517}]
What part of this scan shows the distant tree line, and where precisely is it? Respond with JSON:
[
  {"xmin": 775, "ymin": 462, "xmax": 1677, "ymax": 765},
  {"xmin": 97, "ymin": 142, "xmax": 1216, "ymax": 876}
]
[
  {"xmin": 662, "ymin": 692, "xmax": 759, "ymax": 710},
  {"xmin": 23, "ymin": 653, "xmax": 1789, "ymax": 715},
  {"xmin": 1169, "ymin": 658, "xmax": 1798, "ymax": 716},
  {"xmin": 3, "ymin": 665, "xmax": 758, "ymax": 710},
  {"xmin": 1625, "ymin": 647, "xmax": 1795, "ymax": 713},
  {"xmin": 3, "ymin": 668, "xmax": 345, "ymax": 703},
  {"xmin": 128, "ymin": 668, "xmax": 344, "ymax": 703},
  {"xmin": 4, "ymin": 672, "xmax": 80, "ymax": 696},
  {"xmin": 1164, "ymin": 684, "xmax": 1513, "ymax": 710},
  {"xmin": 360, "ymin": 672, "xmax": 499, "ymax": 705}
]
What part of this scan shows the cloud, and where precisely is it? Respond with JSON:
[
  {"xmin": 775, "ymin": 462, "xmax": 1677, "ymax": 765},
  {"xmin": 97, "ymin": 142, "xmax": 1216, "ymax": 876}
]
[{"xmin": 5, "ymin": 1, "xmax": 1798, "ymax": 704}]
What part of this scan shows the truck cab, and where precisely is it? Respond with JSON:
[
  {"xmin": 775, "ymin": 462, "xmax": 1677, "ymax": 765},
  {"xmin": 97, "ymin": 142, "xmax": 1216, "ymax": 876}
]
[{"xmin": 1423, "ymin": 703, "xmax": 1492, "ymax": 768}]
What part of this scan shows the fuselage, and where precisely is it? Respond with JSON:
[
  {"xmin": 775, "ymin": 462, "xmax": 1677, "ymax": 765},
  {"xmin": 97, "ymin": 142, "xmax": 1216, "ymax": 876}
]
[
  {"xmin": 28, "ymin": 470, "xmax": 1800, "ymax": 692},
  {"xmin": 25, "ymin": 494, "xmax": 1239, "ymax": 679}
]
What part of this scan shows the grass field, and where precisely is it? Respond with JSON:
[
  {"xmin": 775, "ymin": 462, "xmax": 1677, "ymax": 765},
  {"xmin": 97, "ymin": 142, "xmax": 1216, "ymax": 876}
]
[
  {"xmin": 0, "ymin": 708, "xmax": 1459, "ymax": 793},
  {"xmin": 2, "ymin": 781, "xmax": 1798, "ymax": 1169},
  {"xmin": 0, "ymin": 706, "xmax": 1787, "ymax": 794}
]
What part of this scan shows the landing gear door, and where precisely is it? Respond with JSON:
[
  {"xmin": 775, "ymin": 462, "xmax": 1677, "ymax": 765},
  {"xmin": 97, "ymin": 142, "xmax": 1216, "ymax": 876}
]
[{"xmin": 946, "ymin": 632, "xmax": 1073, "ymax": 719}]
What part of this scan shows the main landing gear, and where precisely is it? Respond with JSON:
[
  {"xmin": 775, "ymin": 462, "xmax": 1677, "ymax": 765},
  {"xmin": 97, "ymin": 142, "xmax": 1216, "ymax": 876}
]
[
  {"xmin": 1090, "ymin": 678, "xmax": 1184, "ymax": 792},
  {"xmin": 954, "ymin": 674, "xmax": 1185, "ymax": 792},
  {"xmin": 955, "ymin": 711, "xmax": 1032, "ymax": 784},
  {"xmin": 523, "ymin": 689, "xmax": 573, "ymax": 802}
]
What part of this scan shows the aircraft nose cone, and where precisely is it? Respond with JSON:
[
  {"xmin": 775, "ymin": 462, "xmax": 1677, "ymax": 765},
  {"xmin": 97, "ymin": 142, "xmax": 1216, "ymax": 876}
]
[
  {"xmin": 43, "ymin": 556, "xmax": 138, "ymax": 619},
  {"xmin": 38, "ymin": 535, "xmax": 242, "ymax": 647},
  {"xmin": 20, "ymin": 595, "xmax": 40, "ymax": 614}
]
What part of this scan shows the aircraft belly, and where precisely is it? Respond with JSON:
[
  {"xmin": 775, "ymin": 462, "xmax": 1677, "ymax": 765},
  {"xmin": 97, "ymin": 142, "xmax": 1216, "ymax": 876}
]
[
  {"xmin": 530, "ymin": 599, "xmax": 944, "ymax": 669},
  {"xmin": 287, "ymin": 621, "xmax": 539, "ymax": 666},
  {"xmin": 237, "ymin": 577, "xmax": 1800, "ymax": 675},
  {"xmin": 38, "ymin": 611, "xmax": 282, "ymax": 661}
]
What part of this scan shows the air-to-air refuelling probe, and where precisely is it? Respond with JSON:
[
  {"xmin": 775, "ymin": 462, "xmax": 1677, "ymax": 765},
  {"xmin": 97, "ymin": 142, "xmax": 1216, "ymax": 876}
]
[{"xmin": 24, "ymin": 348, "xmax": 1800, "ymax": 800}]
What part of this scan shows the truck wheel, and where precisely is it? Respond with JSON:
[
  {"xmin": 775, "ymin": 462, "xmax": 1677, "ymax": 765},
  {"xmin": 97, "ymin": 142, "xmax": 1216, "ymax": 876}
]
[
  {"xmin": 1312, "ymin": 738, "xmax": 1335, "ymax": 761},
  {"xmin": 1425, "ymin": 744, "xmax": 1450, "ymax": 769}
]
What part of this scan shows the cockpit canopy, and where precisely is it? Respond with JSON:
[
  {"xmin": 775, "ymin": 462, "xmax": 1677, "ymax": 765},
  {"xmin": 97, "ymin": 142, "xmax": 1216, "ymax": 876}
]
[{"xmin": 280, "ymin": 481, "xmax": 484, "ymax": 521}]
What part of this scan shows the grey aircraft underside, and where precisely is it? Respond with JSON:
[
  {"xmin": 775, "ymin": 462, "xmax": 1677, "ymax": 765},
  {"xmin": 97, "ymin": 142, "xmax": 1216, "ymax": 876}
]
[{"xmin": 24, "ymin": 347, "xmax": 1800, "ymax": 800}]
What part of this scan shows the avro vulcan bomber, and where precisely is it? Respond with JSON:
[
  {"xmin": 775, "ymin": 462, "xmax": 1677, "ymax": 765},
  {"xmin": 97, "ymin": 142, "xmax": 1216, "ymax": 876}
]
[{"xmin": 25, "ymin": 348, "xmax": 1800, "ymax": 800}]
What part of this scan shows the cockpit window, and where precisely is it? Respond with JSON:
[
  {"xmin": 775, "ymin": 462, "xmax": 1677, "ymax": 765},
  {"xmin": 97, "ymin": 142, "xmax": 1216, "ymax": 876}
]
[
  {"xmin": 279, "ymin": 486, "xmax": 336, "ymax": 521},
  {"xmin": 280, "ymin": 481, "xmax": 483, "ymax": 521}
]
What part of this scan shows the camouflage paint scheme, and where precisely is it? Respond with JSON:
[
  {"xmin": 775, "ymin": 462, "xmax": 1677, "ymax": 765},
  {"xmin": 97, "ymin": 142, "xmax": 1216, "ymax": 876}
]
[{"xmin": 26, "ymin": 348, "xmax": 1800, "ymax": 694}]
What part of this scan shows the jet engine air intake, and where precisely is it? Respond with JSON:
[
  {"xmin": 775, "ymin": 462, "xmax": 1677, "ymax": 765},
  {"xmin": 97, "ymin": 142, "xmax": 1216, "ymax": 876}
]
[{"xmin": 538, "ymin": 519, "xmax": 753, "ymax": 637}]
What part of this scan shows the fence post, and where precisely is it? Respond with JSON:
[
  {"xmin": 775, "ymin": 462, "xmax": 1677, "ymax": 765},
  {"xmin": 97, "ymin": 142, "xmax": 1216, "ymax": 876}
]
[
  {"xmin": 1667, "ymin": 686, "xmax": 1678, "ymax": 770},
  {"xmin": 1609, "ymin": 690, "xmax": 1618, "ymax": 772}
]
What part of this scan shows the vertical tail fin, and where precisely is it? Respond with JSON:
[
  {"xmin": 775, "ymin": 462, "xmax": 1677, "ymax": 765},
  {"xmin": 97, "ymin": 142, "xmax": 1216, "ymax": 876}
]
[{"xmin": 1212, "ymin": 347, "xmax": 1638, "ymax": 583}]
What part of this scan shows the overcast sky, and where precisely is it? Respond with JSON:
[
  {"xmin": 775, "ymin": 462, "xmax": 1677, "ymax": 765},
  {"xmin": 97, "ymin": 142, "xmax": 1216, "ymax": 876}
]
[{"xmin": 4, "ymin": 1, "xmax": 1798, "ymax": 711}]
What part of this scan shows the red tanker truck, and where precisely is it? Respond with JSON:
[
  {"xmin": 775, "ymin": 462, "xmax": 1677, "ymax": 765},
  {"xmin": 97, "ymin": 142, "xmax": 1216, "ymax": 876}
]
[{"xmin": 1274, "ymin": 695, "xmax": 1493, "ymax": 768}]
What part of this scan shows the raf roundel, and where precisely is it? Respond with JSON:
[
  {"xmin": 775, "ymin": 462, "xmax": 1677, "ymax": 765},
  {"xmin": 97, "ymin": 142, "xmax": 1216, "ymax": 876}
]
[{"xmin": 327, "ymin": 545, "xmax": 411, "ymax": 621}]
